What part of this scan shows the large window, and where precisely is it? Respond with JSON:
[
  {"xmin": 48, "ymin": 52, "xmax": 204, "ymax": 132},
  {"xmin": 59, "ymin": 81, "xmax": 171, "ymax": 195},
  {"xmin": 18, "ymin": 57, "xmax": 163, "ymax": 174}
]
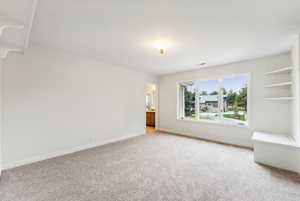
[
  {"xmin": 180, "ymin": 82, "xmax": 196, "ymax": 119},
  {"xmin": 198, "ymin": 80, "xmax": 220, "ymax": 121},
  {"xmin": 222, "ymin": 76, "xmax": 248, "ymax": 123},
  {"xmin": 178, "ymin": 75, "xmax": 249, "ymax": 126}
]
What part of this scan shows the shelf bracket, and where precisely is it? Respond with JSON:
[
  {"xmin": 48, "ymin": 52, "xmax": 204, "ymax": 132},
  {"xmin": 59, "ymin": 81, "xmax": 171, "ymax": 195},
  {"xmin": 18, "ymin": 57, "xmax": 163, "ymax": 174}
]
[
  {"xmin": 0, "ymin": 47, "xmax": 23, "ymax": 59},
  {"xmin": 0, "ymin": 24, "xmax": 25, "ymax": 38},
  {"xmin": 0, "ymin": 41, "xmax": 24, "ymax": 59}
]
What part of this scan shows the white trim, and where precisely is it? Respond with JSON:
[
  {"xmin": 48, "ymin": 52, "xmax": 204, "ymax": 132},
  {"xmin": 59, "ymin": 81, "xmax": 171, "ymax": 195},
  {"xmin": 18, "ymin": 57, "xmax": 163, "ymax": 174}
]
[
  {"xmin": 195, "ymin": 84, "xmax": 200, "ymax": 120},
  {"xmin": 264, "ymin": 97, "xmax": 294, "ymax": 101},
  {"xmin": 177, "ymin": 84, "xmax": 183, "ymax": 119},
  {"xmin": 247, "ymin": 73, "xmax": 252, "ymax": 127},
  {"xmin": 265, "ymin": 66, "xmax": 293, "ymax": 75},
  {"xmin": 175, "ymin": 72, "xmax": 251, "ymax": 84},
  {"xmin": 145, "ymin": 82, "xmax": 159, "ymax": 130},
  {"xmin": 264, "ymin": 81, "xmax": 292, "ymax": 88},
  {"xmin": 218, "ymin": 78, "xmax": 223, "ymax": 118},
  {"xmin": 158, "ymin": 128, "xmax": 252, "ymax": 148},
  {"xmin": 3, "ymin": 132, "xmax": 144, "ymax": 170},
  {"xmin": 155, "ymin": 83, "xmax": 159, "ymax": 130},
  {"xmin": 177, "ymin": 117, "xmax": 249, "ymax": 128}
]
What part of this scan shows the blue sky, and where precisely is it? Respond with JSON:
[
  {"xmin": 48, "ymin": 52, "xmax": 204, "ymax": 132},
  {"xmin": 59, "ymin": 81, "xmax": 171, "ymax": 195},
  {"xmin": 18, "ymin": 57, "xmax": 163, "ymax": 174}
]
[
  {"xmin": 186, "ymin": 75, "xmax": 248, "ymax": 93},
  {"xmin": 197, "ymin": 80, "xmax": 219, "ymax": 93},
  {"xmin": 223, "ymin": 76, "xmax": 248, "ymax": 93}
]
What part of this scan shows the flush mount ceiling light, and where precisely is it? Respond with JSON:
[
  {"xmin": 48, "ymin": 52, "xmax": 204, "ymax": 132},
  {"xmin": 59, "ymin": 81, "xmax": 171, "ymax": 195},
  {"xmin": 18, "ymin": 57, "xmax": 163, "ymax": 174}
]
[{"xmin": 153, "ymin": 40, "xmax": 171, "ymax": 54}]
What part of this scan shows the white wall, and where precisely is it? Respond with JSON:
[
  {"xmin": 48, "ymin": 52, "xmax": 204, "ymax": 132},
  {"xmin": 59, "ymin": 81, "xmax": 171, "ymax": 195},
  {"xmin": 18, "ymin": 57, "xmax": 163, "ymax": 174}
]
[
  {"xmin": 0, "ymin": 59, "xmax": 3, "ymax": 175},
  {"xmin": 2, "ymin": 44, "xmax": 154, "ymax": 169},
  {"xmin": 291, "ymin": 35, "xmax": 300, "ymax": 144},
  {"xmin": 291, "ymin": 35, "xmax": 300, "ymax": 174},
  {"xmin": 158, "ymin": 53, "xmax": 291, "ymax": 147}
]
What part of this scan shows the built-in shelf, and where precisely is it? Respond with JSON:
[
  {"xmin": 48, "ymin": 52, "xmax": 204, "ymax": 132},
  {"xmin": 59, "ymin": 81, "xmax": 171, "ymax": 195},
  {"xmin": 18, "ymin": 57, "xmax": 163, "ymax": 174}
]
[
  {"xmin": 252, "ymin": 132, "xmax": 297, "ymax": 147},
  {"xmin": 0, "ymin": 14, "xmax": 24, "ymax": 28},
  {"xmin": 264, "ymin": 66, "xmax": 293, "ymax": 102},
  {"xmin": 0, "ymin": 40, "xmax": 23, "ymax": 58},
  {"xmin": 0, "ymin": 14, "xmax": 24, "ymax": 37},
  {"xmin": 265, "ymin": 67, "xmax": 293, "ymax": 75},
  {"xmin": 252, "ymin": 131, "xmax": 300, "ymax": 172},
  {"xmin": 264, "ymin": 97, "xmax": 294, "ymax": 101},
  {"xmin": 264, "ymin": 81, "xmax": 292, "ymax": 88}
]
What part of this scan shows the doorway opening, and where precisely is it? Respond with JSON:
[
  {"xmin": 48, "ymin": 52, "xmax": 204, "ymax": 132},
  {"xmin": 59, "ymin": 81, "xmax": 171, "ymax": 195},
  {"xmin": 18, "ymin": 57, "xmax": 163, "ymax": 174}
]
[{"xmin": 146, "ymin": 83, "xmax": 157, "ymax": 134}]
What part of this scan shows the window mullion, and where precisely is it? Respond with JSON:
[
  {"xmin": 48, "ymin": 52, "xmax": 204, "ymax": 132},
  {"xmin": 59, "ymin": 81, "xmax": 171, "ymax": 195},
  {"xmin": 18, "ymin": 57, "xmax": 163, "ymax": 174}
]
[
  {"xmin": 195, "ymin": 82, "xmax": 200, "ymax": 120},
  {"xmin": 182, "ymin": 86, "xmax": 185, "ymax": 119},
  {"xmin": 219, "ymin": 79, "xmax": 224, "ymax": 120}
]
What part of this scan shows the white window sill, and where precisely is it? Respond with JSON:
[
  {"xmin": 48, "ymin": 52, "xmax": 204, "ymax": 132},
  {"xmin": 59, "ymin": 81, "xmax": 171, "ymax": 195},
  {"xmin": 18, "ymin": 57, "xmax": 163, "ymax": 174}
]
[{"xmin": 177, "ymin": 117, "xmax": 249, "ymax": 128}]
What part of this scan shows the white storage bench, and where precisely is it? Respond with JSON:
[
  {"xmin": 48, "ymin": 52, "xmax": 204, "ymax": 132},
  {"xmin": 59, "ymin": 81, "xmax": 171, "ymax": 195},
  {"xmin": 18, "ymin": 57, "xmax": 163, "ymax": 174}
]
[{"xmin": 252, "ymin": 131, "xmax": 300, "ymax": 172}]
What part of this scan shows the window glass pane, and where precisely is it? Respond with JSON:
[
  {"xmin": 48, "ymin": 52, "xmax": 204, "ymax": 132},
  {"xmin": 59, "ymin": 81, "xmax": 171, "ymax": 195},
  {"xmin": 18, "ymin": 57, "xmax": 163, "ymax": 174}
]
[
  {"xmin": 183, "ymin": 82, "xmax": 196, "ymax": 119},
  {"xmin": 198, "ymin": 80, "xmax": 220, "ymax": 121},
  {"xmin": 223, "ymin": 75, "xmax": 248, "ymax": 123}
]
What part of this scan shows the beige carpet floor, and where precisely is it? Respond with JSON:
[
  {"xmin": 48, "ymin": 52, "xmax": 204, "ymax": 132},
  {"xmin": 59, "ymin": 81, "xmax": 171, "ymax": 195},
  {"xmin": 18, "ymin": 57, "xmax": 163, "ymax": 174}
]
[{"xmin": 1, "ymin": 133, "xmax": 300, "ymax": 201}]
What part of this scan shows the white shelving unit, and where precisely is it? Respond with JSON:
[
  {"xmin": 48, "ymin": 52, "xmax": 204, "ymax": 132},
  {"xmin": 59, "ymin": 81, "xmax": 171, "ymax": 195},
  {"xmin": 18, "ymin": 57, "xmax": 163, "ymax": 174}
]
[
  {"xmin": 253, "ymin": 65, "xmax": 299, "ymax": 172},
  {"xmin": 0, "ymin": 14, "xmax": 24, "ymax": 37},
  {"xmin": 264, "ymin": 97, "xmax": 294, "ymax": 101},
  {"xmin": 264, "ymin": 81, "xmax": 292, "ymax": 88},
  {"xmin": 265, "ymin": 66, "xmax": 293, "ymax": 75},
  {"xmin": 264, "ymin": 66, "xmax": 293, "ymax": 101},
  {"xmin": 0, "ymin": 1, "xmax": 38, "ymax": 58},
  {"xmin": 253, "ymin": 39, "xmax": 300, "ymax": 174},
  {"xmin": 0, "ymin": 13, "xmax": 25, "ymax": 59}
]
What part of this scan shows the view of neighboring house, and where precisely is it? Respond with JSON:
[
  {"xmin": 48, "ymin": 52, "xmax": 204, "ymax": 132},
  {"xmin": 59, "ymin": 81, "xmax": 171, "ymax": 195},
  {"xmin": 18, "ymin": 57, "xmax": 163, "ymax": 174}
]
[{"xmin": 199, "ymin": 95, "xmax": 228, "ymax": 113}]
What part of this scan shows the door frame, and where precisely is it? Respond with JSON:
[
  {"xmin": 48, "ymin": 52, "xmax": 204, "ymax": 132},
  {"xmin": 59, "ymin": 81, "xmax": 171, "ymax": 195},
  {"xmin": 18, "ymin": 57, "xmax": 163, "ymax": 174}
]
[{"xmin": 145, "ymin": 83, "xmax": 159, "ymax": 130}]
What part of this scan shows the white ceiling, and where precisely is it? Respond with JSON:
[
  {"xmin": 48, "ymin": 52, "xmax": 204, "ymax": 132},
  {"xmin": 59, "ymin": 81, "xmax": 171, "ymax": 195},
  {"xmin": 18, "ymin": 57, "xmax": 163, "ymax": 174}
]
[{"xmin": 30, "ymin": 0, "xmax": 300, "ymax": 75}]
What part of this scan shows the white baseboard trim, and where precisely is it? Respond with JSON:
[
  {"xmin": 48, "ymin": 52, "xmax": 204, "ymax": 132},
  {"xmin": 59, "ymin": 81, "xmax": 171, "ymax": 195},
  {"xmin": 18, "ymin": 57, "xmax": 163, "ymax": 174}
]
[
  {"xmin": 3, "ymin": 132, "xmax": 144, "ymax": 170},
  {"xmin": 158, "ymin": 128, "xmax": 252, "ymax": 149}
]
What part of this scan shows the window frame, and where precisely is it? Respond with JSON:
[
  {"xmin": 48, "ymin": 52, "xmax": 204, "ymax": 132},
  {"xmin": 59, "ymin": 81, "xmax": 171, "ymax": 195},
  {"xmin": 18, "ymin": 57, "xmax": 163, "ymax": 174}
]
[{"xmin": 177, "ymin": 73, "xmax": 251, "ymax": 127}]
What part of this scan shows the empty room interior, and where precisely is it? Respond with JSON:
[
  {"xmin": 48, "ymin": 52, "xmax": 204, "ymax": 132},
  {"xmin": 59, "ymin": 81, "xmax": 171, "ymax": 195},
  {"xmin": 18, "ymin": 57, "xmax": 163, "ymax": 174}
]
[{"xmin": 1, "ymin": 0, "xmax": 300, "ymax": 200}]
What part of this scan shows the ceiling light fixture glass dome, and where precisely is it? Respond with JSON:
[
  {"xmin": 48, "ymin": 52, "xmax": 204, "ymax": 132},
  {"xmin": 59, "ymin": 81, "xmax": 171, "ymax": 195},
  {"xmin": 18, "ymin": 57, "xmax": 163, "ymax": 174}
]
[{"xmin": 153, "ymin": 40, "xmax": 171, "ymax": 54}]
